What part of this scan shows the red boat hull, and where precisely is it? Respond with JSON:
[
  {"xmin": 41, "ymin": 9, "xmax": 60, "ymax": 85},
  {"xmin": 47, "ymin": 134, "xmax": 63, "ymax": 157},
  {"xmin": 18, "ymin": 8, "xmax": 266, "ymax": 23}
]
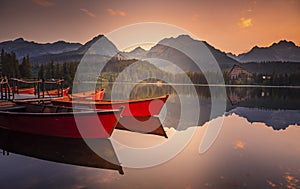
[
  {"xmin": 16, "ymin": 87, "xmax": 35, "ymax": 94},
  {"xmin": 71, "ymin": 89, "xmax": 105, "ymax": 101},
  {"xmin": 92, "ymin": 89, "xmax": 105, "ymax": 101},
  {"xmin": 38, "ymin": 87, "xmax": 70, "ymax": 97},
  {"xmin": 94, "ymin": 96, "xmax": 168, "ymax": 116},
  {"xmin": 49, "ymin": 87, "xmax": 70, "ymax": 96},
  {"xmin": 1, "ymin": 87, "xmax": 35, "ymax": 94},
  {"xmin": 0, "ymin": 107, "xmax": 121, "ymax": 138},
  {"xmin": 52, "ymin": 95, "xmax": 169, "ymax": 117}
]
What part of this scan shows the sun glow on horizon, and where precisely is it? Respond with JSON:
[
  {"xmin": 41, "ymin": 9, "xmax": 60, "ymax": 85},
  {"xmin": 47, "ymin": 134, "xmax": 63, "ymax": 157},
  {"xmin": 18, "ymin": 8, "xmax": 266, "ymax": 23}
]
[
  {"xmin": 122, "ymin": 43, "xmax": 156, "ymax": 52},
  {"xmin": 106, "ymin": 22, "xmax": 196, "ymax": 52}
]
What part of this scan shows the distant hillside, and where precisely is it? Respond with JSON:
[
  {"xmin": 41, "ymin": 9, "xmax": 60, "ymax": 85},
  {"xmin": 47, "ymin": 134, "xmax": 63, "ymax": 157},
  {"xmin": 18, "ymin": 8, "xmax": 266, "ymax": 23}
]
[
  {"xmin": 124, "ymin": 35, "xmax": 239, "ymax": 72},
  {"xmin": 2, "ymin": 35, "xmax": 300, "ymax": 75},
  {"xmin": 121, "ymin": 47, "xmax": 147, "ymax": 59},
  {"xmin": 232, "ymin": 40, "xmax": 300, "ymax": 63},
  {"xmin": 242, "ymin": 61, "xmax": 300, "ymax": 74},
  {"xmin": 75, "ymin": 34, "xmax": 119, "ymax": 56},
  {"xmin": 202, "ymin": 41, "xmax": 240, "ymax": 70},
  {"xmin": 0, "ymin": 38, "xmax": 82, "ymax": 60},
  {"xmin": 30, "ymin": 35, "xmax": 119, "ymax": 64}
]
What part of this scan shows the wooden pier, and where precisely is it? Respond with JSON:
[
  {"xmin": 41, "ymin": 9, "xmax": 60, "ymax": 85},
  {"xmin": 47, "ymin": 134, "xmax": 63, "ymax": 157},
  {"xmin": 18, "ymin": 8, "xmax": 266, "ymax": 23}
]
[{"xmin": 0, "ymin": 77, "xmax": 66, "ymax": 103}]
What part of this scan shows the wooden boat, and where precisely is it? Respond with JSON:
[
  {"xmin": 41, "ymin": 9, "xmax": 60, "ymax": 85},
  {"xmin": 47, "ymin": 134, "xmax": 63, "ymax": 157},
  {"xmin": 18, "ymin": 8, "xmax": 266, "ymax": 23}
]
[
  {"xmin": 42, "ymin": 87, "xmax": 70, "ymax": 97},
  {"xmin": 52, "ymin": 95, "xmax": 169, "ymax": 117},
  {"xmin": 0, "ymin": 128, "xmax": 124, "ymax": 174},
  {"xmin": 16, "ymin": 87, "xmax": 35, "ymax": 94},
  {"xmin": 0, "ymin": 102, "xmax": 123, "ymax": 138},
  {"xmin": 1, "ymin": 87, "xmax": 35, "ymax": 94},
  {"xmin": 70, "ymin": 88, "xmax": 105, "ymax": 101}
]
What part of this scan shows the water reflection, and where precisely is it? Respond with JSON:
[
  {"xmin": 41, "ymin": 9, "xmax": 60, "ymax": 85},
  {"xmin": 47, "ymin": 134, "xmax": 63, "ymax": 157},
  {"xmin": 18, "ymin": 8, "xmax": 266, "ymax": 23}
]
[
  {"xmin": 226, "ymin": 108, "xmax": 300, "ymax": 130},
  {"xmin": 0, "ymin": 128, "xmax": 123, "ymax": 175},
  {"xmin": 103, "ymin": 83, "xmax": 300, "ymax": 131},
  {"xmin": 116, "ymin": 116, "xmax": 168, "ymax": 138},
  {"xmin": 98, "ymin": 114, "xmax": 300, "ymax": 188},
  {"xmin": 226, "ymin": 87, "xmax": 300, "ymax": 130},
  {"xmin": 0, "ymin": 85, "xmax": 299, "ymax": 188}
]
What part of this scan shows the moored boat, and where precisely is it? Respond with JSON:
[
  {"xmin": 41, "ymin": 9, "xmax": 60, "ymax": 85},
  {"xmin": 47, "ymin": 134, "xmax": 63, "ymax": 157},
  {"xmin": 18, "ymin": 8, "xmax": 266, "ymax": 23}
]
[
  {"xmin": 70, "ymin": 88, "xmax": 105, "ymax": 101},
  {"xmin": 16, "ymin": 87, "xmax": 35, "ymax": 94},
  {"xmin": 52, "ymin": 95, "xmax": 169, "ymax": 117},
  {"xmin": 0, "ymin": 102, "xmax": 123, "ymax": 138},
  {"xmin": 1, "ymin": 87, "xmax": 35, "ymax": 94},
  {"xmin": 41, "ymin": 87, "xmax": 70, "ymax": 97}
]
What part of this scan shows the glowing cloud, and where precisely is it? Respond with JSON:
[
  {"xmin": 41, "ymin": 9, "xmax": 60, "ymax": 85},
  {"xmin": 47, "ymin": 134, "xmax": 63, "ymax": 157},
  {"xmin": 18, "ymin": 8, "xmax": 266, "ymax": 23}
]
[
  {"xmin": 239, "ymin": 17, "xmax": 253, "ymax": 28},
  {"xmin": 233, "ymin": 140, "xmax": 245, "ymax": 149},
  {"xmin": 80, "ymin": 8, "xmax": 96, "ymax": 18},
  {"xmin": 107, "ymin": 8, "xmax": 126, "ymax": 17},
  {"xmin": 32, "ymin": 0, "xmax": 54, "ymax": 7}
]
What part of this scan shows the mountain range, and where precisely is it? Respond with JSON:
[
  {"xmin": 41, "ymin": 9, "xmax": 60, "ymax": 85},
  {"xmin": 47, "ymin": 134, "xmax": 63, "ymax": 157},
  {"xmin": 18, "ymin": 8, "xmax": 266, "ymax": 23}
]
[
  {"xmin": 0, "ymin": 38, "xmax": 81, "ymax": 60},
  {"xmin": 229, "ymin": 40, "xmax": 300, "ymax": 63},
  {"xmin": 28, "ymin": 35, "xmax": 119, "ymax": 65},
  {"xmin": 0, "ymin": 35, "xmax": 299, "ymax": 70}
]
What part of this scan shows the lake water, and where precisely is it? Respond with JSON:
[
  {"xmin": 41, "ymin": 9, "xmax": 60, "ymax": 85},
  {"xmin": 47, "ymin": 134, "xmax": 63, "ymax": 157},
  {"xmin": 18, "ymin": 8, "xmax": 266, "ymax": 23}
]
[{"xmin": 0, "ymin": 85, "xmax": 299, "ymax": 189}]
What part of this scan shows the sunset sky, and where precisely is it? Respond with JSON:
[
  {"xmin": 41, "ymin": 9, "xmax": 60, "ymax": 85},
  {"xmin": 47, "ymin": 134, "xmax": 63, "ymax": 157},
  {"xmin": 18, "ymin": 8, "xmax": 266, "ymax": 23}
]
[{"xmin": 1, "ymin": 0, "xmax": 299, "ymax": 54}]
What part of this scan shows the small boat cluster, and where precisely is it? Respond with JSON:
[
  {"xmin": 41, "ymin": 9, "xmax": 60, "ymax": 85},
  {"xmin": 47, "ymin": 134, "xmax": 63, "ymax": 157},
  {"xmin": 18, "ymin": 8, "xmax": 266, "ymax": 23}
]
[{"xmin": 0, "ymin": 78, "xmax": 169, "ymax": 139}]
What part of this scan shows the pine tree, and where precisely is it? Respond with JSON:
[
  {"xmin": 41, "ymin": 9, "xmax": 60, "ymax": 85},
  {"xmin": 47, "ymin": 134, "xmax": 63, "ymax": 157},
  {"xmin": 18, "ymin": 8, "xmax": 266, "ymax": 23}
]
[
  {"xmin": 62, "ymin": 62, "xmax": 71, "ymax": 87},
  {"xmin": 54, "ymin": 63, "xmax": 61, "ymax": 79},
  {"xmin": 19, "ymin": 55, "xmax": 32, "ymax": 78},
  {"xmin": 19, "ymin": 57, "xmax": 26, "ymax": 77},
  {"xmin": 3, "ymin": 51, "xmax": 20, "ymax": 78},
  {"xmin": 45, "ymin": 61, "xmax": 54, "ymax": 79},
  {"xmin": 50, "ymin": 61, "xmax": 54, "ymax": 78},
  {"xmin": 11, "ymin": 52, "xmax": 20, "ymax": 78},
  {"xmin": 38, "ymin": 64, "xmax": 45, "ymax": 79},
  {"xmin": 0, "ymin": 49, "xmax": 4, "ymax": 76}
]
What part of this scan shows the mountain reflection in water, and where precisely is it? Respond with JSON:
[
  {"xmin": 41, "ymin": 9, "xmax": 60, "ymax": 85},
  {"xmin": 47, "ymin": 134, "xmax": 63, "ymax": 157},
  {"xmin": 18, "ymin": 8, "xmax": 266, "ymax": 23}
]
[{"xmin": 110, "ymin": 83, "xmax": 300, "ymax": 131}]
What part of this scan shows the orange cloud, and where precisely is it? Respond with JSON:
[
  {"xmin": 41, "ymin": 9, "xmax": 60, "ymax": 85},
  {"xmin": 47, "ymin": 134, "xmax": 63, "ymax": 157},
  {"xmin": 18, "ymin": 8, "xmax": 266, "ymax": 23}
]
[
  {"xmin": 233, "ymin": 140, "xmax": 245, "ymax": 149},
  {"xmin": 107, "ymin": 8, "xmax": 126, "ymax": 17},
  {"xmin": 80, "ymin": 8, "xmax": 96, "ymax": 18},
  {"xmin": 239, "ymin": 17, "xmax": 253, "ymax": 28},
  {"xmin": 32, "ymin": 0, "xmax": 54, "ymax": 7}
]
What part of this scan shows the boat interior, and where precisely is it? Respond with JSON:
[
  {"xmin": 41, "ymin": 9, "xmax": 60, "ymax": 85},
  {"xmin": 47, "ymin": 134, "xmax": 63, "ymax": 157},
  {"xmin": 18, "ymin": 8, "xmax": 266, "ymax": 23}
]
[{"xmin": 0, "ymin": 101, "xmax": 85, "ymax": 113}]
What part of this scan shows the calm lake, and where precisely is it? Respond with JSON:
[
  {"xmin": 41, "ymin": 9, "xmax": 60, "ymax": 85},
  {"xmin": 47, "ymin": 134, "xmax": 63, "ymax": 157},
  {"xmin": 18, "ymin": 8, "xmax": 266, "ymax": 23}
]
[{"xmin": 0, "ymin": 85, "xmax": 299, "ymax": 189}]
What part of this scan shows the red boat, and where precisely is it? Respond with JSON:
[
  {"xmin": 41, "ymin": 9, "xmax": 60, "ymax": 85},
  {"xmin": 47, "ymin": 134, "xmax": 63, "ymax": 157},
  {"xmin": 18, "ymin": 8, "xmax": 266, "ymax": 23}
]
[
  {"xmin": 70, "ymin": 89, "xmax": 105, "ymax": 101},
  {"xmin": 16, "ymin": 87, "xmax": 35, "ymax": 94},
  {"xmin": 43, "ymin": 87, "xmax": 70, "ymax": 97},
  {"xmin": 52, "ymin": 95, "xmax": 169, "ymax": 117},
  {"xmin": 0, "ymin": 102, "xmax": 123, "ymax": 138},
  {"xmin": 1, "ymin": 87, "xmax": 35, "ymax": 94}
]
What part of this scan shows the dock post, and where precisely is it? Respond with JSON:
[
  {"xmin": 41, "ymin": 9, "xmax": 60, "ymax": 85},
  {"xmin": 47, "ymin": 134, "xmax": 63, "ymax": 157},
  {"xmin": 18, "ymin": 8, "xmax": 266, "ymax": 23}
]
[
  {"xmin": 42, "ymin": 79, "xmax": 45, "ymax": 98},
  {"xmin": 12, "ymin": 79, "xmax": 15, "ymax": 100},
  {"xmin": 0, "ymin": 82, "xmax": 3, "ymax": 100}
]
